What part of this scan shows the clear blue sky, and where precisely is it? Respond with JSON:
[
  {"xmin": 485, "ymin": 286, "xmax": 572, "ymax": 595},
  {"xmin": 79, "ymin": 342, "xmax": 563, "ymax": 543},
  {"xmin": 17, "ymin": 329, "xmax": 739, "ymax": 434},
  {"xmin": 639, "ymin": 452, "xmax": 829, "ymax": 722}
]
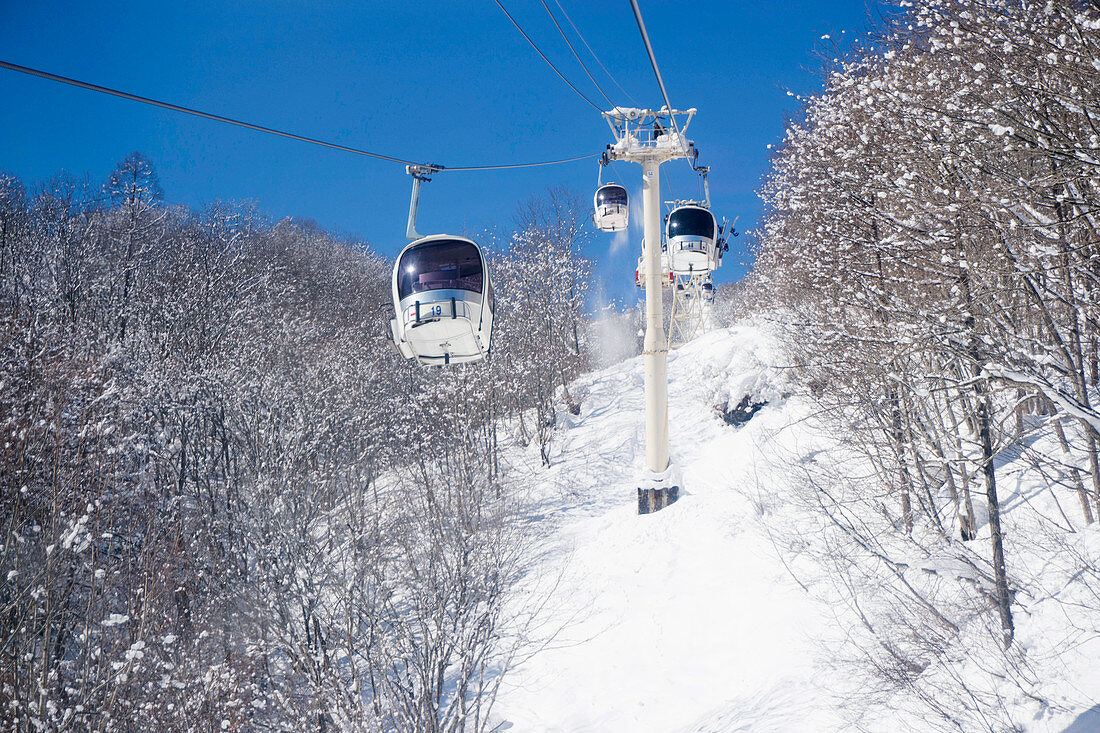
[{"xmin": 0, "ymin": 1, "xmax": 887, "ymax": 307}]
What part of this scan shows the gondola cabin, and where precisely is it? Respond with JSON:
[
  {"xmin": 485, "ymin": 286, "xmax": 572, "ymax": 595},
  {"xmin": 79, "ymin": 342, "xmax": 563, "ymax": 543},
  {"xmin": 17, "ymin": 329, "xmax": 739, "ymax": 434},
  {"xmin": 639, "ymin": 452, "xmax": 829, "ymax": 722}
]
[
  {"xmin": 666, "ymin": 205, "xmax": 719, "ymax": 275},
  {"xmin": 593, "ymin": 184, "xmax": 629, "ymax": 232},
  {"xmin": 390, "ymin": 235, "xmax": 494, "ymax": 366},
  {"xmin": 702, "ymin": 280, "xmax": 715, "ymax": 303},
  {"xmin": 634, "ymin": 239, "xmax": 672, "ymax": 289}
]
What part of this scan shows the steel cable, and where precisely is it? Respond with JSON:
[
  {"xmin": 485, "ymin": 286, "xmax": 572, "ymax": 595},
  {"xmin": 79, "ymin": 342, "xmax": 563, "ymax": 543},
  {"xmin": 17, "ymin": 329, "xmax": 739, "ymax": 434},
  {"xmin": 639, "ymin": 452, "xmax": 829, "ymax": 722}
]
[
  {"xmin": 552, "ymin": 0, "xmax": 638, "ymax": 105},
  {"xmin": 490, "ymin": 0, "xmax": 604, "ymax": 112},
  {"xmin": 538, "ymin": 0, "xmax": 615, "ymax": 108},
  {"xmin": 0, "ymin": 59, "xmax": 595, "ymax": 173},
  {"xmin": 625, "ymin": 0, "xmax": 698, "ymax": 175}
]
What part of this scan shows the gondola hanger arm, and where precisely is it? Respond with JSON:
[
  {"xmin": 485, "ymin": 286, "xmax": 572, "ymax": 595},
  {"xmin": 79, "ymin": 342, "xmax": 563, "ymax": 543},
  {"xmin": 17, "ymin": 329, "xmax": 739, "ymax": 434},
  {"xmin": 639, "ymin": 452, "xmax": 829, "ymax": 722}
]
[{"xmin": 405, "ymin": 164, "xmax": 443, "ymax": 242}]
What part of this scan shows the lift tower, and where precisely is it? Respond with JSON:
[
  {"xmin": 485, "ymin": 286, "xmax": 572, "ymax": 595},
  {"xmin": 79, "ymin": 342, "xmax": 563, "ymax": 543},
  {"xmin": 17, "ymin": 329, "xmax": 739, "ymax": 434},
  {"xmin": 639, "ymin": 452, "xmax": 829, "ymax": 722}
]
[
  {"xmin": 667, "ymin": 271, "xmax": 708, "ymax": 348},
  {"xmin": 602, "ymin": 107, "xmax": 696, "ymax": 514}
]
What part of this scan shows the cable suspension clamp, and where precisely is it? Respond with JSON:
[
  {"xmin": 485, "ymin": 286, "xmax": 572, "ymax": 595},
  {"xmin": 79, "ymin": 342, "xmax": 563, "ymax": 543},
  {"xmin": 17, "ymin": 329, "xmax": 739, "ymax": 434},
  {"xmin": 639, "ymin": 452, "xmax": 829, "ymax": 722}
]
[{"xmin": 406, "ymin": 163, "xmax": 443, "ymax": 180}]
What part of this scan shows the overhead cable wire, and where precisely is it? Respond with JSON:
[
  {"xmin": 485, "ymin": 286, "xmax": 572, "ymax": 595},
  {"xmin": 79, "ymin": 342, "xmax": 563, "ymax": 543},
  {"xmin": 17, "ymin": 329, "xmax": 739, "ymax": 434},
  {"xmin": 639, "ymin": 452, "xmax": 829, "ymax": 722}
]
[
  {"xmin": 552, "ymin": 0, "xmax": 638, "ymax": 105},
  {"xmin": 662, "ymin": 167, "xmax": 678, "ymax": 207},
  {"xmin": 625, "ymin": 0, "xmax": 697, "ymax": 173},
  {"xmin": 0, "ymin": 59, "xmax": 595, "ymax": 173},
  {"xmin": 608, "ymin": 159, "xmax": 630, "ymax": 185},
  {"xmin": 538, "ymin": 0, "xmax": 615, "ymax": 108},
  {"xmin": 446, "ymin": 152, "xmax": 595, "ymax": 171},
  {"xmin": 0, "ymin": 60, "xmax": 420, "ymax": 166},
  {"xmin": 490, "ymin": 0, "xmax": 604, "ymax": 112}
]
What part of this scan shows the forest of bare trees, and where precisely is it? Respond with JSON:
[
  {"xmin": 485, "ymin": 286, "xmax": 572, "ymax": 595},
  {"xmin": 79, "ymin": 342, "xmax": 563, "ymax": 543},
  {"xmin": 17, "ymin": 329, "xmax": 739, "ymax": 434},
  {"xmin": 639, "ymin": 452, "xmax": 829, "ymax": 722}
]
[
  {"xmin": 9, "ymin": 0, "xmax": 1100, "ymax": 729},
  {"xmin": 0, "ymin": 154, "xmax": 593, "ymax": 731},
  {"xmin": 749, "ymin": 0, "xmax": 1100, "ymax": 728}
]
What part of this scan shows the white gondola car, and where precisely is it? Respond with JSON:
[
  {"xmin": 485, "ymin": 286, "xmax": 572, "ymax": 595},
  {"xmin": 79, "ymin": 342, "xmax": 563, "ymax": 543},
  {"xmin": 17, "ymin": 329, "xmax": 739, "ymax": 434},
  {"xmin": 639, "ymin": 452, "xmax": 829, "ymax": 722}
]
[
  {"xmin": 666, "ymin": 205, "xmax": 719, "ymax": 275},
  {"xmin": 390, "ymin": 235, "xmax": 494, "ymax": 366},
  {"xmin": 593, "ymin": 184, "xmax": 629, "ymax": 232},
  {"xmin": 635, "ymin": 240, "xmax": 672, "ymax": 288},
  {"xmin": 702, "ymin": 279, "xmax": 715, "ymax": 303}
]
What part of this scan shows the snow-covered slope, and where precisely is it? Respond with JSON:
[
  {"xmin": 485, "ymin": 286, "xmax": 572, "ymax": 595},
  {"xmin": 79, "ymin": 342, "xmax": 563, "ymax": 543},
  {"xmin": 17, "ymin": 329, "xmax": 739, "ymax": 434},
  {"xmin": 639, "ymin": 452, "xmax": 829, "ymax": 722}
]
[
  {"xmin": 490, "ymin": 321, "xmax": 1100, "ymax": 732},
  {"xmin": 492, "ymin": 324, "xmax": 841, "ymax": 731}
]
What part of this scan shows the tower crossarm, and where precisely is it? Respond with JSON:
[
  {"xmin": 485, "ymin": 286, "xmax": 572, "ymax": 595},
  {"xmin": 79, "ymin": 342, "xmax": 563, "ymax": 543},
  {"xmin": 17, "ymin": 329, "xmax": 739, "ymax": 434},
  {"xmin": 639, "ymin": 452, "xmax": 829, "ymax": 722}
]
[{"xmin": 602, "ymin": 107, "xmax": 696, "ymax": 165}]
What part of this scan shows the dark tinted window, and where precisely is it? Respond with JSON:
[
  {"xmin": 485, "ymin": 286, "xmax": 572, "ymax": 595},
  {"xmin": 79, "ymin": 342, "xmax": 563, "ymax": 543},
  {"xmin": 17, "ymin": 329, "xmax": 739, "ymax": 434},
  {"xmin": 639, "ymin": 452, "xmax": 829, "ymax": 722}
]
[
  {"xmin": 397, "ymin": 239, "xmax": 483, "ymax": 299},
  {"xmin": 596, "ymin": 186, "xmax": 628, "ymax": 207},
  {"xmin": 668, "ymin": 207, "xmax": 716, "ymax": 240}
]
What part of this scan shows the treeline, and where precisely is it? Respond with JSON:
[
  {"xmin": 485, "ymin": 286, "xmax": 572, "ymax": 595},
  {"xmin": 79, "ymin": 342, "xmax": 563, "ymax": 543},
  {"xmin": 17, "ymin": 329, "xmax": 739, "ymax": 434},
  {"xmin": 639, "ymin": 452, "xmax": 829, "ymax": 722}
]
[
  {"xmin": 750, "ymin": 0, "xmax": 1100, "ymax": 727},
  {"xmin": 0, "ymin": 155, "xmax": 590, "ymax": 731}
]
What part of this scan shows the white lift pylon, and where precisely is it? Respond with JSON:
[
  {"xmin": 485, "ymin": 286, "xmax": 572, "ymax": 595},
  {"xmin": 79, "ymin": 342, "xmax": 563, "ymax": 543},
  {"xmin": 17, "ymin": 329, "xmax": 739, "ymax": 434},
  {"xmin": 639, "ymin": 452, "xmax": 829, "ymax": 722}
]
[{"xmin": 602, "ymin": 107, "xmax": 696, "ymax": 514}]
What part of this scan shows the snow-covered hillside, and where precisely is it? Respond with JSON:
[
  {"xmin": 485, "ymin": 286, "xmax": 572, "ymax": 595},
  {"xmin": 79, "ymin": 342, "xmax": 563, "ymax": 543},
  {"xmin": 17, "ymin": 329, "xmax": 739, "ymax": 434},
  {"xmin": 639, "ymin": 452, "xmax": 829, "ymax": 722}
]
[
  {"xmin": 489, "ymin": 322, "xmax": 1100, "ymax": 732},
  {"xmin": 490, "ymin": 323, "xmax": 836, "ymax": 731}
]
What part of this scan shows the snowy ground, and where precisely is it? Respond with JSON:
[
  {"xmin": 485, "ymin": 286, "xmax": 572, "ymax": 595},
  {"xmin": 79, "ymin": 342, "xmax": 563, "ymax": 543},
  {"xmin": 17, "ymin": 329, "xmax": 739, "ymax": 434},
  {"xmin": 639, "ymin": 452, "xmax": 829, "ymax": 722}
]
[
  {"xmin": 492, "ymin": 324, "xmax": 843, "ymax": 731},
  {"xmin": 490, "ymin": 321, "xmax": 1100, "ymax": 732}
]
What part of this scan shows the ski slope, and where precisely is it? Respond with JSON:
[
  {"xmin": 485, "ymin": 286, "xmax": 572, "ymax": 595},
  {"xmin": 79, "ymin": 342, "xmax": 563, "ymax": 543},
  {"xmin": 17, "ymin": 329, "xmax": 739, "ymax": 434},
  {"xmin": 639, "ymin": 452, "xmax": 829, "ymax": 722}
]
[
  {"xmin": 492, "ymin": 324, "xmax": 842, "ymax": 731},
  {"xmin": 490, "ymin": 321, "xmax": 1100, "ymax": 732}
]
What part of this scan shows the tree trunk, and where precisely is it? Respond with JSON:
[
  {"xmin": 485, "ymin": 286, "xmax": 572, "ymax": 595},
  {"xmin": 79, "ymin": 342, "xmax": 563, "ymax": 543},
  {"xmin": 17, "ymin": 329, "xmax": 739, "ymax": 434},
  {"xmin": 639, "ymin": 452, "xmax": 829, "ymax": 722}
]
[
  {"xmin": 945, "ymin": 378, "xmax": 978, "ymax": 540},
  {"xmin": 889, "ymin": 384, "xmax": 914, "ymax": 535},
  {"xmin": 1053, "ymin": 417, "xmax": 1095, "ymax": 524},
  {"xmin": 973, "ymin": 384, "xmax": 1013, "ymax": 647},
  {"xmin": 960, "ymin": 264, "xmax": 1014, "ymax": 646}
]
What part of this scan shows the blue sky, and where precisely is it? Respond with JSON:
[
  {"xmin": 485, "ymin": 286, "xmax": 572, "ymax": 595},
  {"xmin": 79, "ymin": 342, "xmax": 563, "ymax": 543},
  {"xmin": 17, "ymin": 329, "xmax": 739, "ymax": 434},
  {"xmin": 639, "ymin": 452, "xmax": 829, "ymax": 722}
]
[{"xmin": 0, "ymin": 1, "xmax": 887, "ymax": 307}]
